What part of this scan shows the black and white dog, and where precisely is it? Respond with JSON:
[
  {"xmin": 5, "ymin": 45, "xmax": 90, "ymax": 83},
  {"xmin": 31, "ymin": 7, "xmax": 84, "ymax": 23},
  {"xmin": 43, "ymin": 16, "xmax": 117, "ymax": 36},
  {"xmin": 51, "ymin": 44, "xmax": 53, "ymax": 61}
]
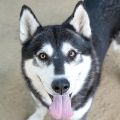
[{"xmin": 19, "ymin": 0, "xmax": 120, "ymax": 120}]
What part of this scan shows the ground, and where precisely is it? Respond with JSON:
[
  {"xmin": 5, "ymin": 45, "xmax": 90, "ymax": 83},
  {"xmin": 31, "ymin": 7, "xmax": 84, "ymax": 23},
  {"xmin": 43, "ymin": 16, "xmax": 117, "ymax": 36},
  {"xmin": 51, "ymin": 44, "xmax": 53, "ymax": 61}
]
[{"xmin": 0, "ymin": 0, "xmax": 120, "ymax": 120}]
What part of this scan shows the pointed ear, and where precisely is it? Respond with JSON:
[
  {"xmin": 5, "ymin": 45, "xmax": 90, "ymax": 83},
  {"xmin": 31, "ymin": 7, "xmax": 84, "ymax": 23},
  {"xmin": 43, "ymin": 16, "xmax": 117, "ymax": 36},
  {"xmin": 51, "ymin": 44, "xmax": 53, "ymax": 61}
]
[
  {"xmin": 64, "ymin": 1, "xmax": 91, "ymax": 38},
  {"xmin": 20, "ymin": 5, "xmax": 41, "ymax": 44}
]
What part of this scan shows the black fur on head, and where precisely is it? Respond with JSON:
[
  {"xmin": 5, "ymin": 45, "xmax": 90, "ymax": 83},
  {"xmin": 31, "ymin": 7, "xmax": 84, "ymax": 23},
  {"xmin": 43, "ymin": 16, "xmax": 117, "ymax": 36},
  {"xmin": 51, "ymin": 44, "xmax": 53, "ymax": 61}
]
[{"xmin": 19, "ymin": 3, "xmax": 93, "ymax": 61}]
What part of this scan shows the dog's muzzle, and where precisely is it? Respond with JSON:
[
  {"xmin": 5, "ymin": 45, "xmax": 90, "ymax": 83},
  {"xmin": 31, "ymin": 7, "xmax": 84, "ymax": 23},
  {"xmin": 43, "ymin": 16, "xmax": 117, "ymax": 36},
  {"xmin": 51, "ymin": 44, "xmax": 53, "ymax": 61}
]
[{"xmin": 49, "ymin": 79, "xmax": 73, "ymax": 119}]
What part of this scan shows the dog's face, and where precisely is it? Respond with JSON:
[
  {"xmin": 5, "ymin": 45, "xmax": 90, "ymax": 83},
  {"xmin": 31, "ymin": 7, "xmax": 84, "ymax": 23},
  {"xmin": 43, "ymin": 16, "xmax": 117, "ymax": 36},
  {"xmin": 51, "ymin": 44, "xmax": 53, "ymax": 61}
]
[{"xmin": 20, "ymin": 3, "xmax": 92, "ymax": 97}]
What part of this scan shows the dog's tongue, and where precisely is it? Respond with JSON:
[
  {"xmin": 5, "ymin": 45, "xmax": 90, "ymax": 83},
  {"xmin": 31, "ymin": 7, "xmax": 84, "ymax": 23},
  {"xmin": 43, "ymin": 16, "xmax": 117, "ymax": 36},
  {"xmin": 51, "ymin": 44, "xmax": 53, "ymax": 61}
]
[{"xmin": 49, "ymin": 95, "xmax": 73, "ymax": 120}]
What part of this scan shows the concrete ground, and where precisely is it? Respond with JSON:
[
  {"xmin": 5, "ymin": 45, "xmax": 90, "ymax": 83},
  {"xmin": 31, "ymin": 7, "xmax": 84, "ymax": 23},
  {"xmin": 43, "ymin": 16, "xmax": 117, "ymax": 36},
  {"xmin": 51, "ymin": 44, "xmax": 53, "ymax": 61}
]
[{"xmin": 0, "ymin": 0, "xmax": 120, "ymax": 120}]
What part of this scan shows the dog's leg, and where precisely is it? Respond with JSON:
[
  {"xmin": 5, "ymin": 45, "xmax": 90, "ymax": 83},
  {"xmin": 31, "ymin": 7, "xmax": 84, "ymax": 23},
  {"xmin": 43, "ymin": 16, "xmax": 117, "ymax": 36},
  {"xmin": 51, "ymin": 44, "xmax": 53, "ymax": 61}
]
[
  {"xmin": 27, "ymin": 93, "xmax": 48, "ymax": 120},
  {"xmin": 70, "ymin": 98, "xmax": 92, "ymax": 120},
  {"xmin": 27, "ymin": 106, "xmax": 47, "ymax": 120},
  {"xmin": 70, "ymin": 114, "xmax": 87, "ymax": 120}
]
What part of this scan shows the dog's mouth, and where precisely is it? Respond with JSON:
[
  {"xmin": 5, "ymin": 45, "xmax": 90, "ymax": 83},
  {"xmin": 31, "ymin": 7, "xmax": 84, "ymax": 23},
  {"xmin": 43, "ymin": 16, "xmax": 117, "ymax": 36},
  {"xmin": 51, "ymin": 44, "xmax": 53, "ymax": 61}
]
[
  {"xmin": 36, "ymin": 75, "xmax": 73, "ymax": 119},
  {"xmin": 48, "ymin": 93, "xmax": 73, "ymax": 120}
]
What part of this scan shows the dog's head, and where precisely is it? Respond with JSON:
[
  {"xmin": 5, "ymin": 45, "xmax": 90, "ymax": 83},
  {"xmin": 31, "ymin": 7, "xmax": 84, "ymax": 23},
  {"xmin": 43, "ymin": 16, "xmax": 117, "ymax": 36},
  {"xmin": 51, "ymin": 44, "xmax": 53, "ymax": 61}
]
[{"xmin": 20, "ymin": 2, "xmax": 92, "ymax": 98}]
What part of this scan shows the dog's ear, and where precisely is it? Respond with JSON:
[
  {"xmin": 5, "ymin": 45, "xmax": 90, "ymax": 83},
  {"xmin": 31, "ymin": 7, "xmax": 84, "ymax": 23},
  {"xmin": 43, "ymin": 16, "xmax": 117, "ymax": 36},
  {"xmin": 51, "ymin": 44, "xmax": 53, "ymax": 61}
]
[
  {"xmin": 20, "ymin": 5, "xmax": 42, "ymax": 44},
  {"xmin": 63, "ymin": 1, "xmax": 91, "ymax": 38}
]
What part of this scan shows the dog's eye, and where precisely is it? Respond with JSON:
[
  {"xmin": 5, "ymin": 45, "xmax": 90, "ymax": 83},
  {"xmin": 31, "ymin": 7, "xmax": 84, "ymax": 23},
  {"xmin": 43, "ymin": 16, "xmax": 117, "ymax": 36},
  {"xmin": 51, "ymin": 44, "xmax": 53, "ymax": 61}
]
[
  {"xmin": 68, "ymin": 50, "xmax": 77, "ymax": 59},
  {"xmin": 38, "ymin": 53, "xmax": 48, "ymax": 61}
]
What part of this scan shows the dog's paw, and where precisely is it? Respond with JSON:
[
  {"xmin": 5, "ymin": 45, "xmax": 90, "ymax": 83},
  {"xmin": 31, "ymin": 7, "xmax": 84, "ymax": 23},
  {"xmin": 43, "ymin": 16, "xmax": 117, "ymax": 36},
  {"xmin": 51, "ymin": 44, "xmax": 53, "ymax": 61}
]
[{"xmin": 27, "ymin": 114, "xmax": 40, "ymax": 120}]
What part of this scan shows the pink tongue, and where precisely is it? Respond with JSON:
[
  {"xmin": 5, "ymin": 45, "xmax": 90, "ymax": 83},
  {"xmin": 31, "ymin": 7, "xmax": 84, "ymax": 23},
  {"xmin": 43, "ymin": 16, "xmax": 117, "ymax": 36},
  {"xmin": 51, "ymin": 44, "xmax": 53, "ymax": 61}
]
[{"xmin": 49, "ymin": 95, "xmax": 73, "ymax": 120}]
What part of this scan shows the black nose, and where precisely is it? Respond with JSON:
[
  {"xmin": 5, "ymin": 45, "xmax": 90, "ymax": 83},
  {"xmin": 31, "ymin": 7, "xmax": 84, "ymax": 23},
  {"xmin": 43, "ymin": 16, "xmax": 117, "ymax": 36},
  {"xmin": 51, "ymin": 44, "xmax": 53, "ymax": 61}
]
[{"xmin": 52, "ymin": 79, "xmax": 70, "ymax": 94}]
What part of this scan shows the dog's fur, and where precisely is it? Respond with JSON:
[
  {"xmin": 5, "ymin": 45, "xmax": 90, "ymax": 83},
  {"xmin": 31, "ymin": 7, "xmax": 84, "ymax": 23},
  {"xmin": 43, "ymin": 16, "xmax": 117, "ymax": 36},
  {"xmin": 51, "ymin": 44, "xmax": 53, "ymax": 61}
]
[{"xmin": 19, "ymin": 0, "xmax": 120, "ymax": 120}]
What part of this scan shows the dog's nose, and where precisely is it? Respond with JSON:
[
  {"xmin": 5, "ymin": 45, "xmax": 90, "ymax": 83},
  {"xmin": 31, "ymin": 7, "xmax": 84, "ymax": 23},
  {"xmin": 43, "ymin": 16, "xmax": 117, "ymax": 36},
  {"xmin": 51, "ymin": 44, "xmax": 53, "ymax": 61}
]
[{"xmin": 52, "ymin": 79, "xmax": 70, "ymax": 94}]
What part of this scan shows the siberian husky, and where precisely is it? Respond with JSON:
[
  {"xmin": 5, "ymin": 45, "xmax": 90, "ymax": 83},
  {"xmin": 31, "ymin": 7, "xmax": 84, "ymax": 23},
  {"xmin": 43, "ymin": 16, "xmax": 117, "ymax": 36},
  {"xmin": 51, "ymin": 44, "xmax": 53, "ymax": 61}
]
[{"xmin": 19, "ymin": 0, "xmax": 120, "ymax": 120}]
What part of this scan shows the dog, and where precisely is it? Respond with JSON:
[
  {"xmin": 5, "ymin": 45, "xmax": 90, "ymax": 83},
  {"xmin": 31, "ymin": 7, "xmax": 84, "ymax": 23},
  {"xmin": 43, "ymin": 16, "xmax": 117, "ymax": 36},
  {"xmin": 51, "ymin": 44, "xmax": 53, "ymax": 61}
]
[{"xmin": 19, "ymin": 0, "xmax": 120, "ymax": 120}]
